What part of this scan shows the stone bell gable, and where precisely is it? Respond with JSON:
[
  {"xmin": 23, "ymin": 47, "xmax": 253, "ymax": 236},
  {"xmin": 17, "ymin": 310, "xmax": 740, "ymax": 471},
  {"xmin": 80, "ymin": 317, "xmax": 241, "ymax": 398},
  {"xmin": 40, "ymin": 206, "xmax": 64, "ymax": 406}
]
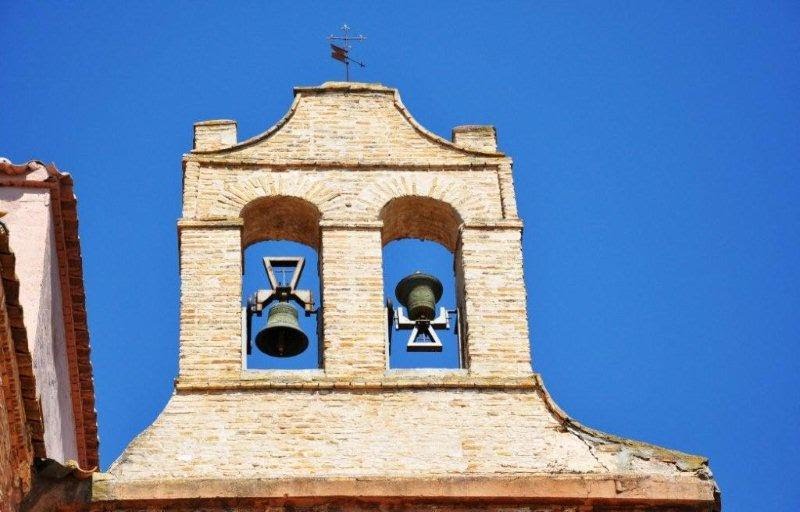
[
  {"xmin": 93, "ymin": 82, "xmax": 719, "ymax": 511},
  {"xmin": 177, "ymin": 82, "xmax": 527, "ymax": 383},
  {"xmin": 190, "ymin": 82, "xmax": 503, "ymax": 160}
]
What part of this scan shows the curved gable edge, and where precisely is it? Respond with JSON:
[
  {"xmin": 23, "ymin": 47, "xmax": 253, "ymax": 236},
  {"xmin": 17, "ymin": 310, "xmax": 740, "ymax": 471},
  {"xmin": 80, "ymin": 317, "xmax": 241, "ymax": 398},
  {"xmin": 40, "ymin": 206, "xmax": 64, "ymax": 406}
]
[
  {"xmin": 188, "ymin": 83, "xmax": 506, "ymax": 158},
  {"xmin": 533, "ymin": 373, "xmax": 714, "ymax": 480},
  {"xmin": 389, "ymin": 89, "xmax": 505, "ymax": 157}
]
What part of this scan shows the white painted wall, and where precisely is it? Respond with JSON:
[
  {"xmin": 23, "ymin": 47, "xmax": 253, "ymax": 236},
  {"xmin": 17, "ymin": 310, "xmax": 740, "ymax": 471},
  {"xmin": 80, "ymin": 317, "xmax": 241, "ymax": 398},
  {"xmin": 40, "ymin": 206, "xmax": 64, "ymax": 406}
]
[{"xmin": 0, "ymin": 186, "xmax": 79, "ymax": 463}]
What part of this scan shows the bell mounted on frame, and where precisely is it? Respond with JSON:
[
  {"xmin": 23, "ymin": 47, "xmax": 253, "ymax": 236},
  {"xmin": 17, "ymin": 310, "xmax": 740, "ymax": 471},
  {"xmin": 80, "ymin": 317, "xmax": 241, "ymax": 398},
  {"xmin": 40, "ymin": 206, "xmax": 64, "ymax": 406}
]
[
  {"xmin": 389, "ymin": 271, "xmax": 458, "ymax": 353},
  {"xmin": 246, "ymin": 257, "xmax": 316, "ymax": 358}
]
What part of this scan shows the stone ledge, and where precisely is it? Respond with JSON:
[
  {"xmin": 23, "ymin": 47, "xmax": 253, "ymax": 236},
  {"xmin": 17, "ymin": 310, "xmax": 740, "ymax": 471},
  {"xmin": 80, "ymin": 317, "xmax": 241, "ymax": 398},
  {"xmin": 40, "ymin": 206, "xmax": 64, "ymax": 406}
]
[
  {"xmin": 91, "ymin": 474, "xmax": 717, "ymax": 505},
  {"xmin": 319, "ymin": 220, "xmax": 384, "ymax": 230},
  {"xmin": 182, "ymin": 155, "xmax": 508, "ymax": 169},
  {"xmin": 174, "ymin": 374, "xmax": 539, "ymax": 392},
  {"xmin": 294, "ymin": 81, "xmax": 394, "ymax": 94},
  {"xmin": 176, "ymin": 218, "xmax": 523, "ymax": 229},
  {"xmin": 462, "ymin": 219, "xmax": 523, "ymax": 230},
  {"xmin": 175, "ymin": 218, "xmax": 523, "ymax": 231},
  {"xmin": 177, "ymin": 218, "xmax": 244, "ymax": 230},
  {"xmin": 193, "ymin": 119, "xmax": 237, "ymax": 127}
]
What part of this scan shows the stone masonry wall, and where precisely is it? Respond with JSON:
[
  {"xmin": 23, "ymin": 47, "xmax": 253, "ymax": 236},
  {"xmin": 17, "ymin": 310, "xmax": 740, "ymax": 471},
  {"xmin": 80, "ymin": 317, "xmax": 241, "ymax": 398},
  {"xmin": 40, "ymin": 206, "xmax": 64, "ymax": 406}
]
[
  {"xmin": 319, "ymin": 226, "xmax": 386, "ymax": 376},
  {"xmin": 177, "ymin": 82, "xmax": 528, "ymax": 381},
  {"xmin": 178, "ymin": 223, "xmax": 243, "ymax": 377},
  {"xmin": 91, "ymin": 500, "xmax": 709, "ymax": 512},
  {"xmin": 460, "ymin": 226, "xmax": 531, "ymax": 377},
  {"xmin": 108, "ymin": 388, "xmax": 672, "ymax": 481},
  {"xmin": 94, "ymin": 83, "xmax": 717, "ymax": 510},
  {"xmin": 187, "ymin": 169, "xmax": 504, "ymax": 223}
]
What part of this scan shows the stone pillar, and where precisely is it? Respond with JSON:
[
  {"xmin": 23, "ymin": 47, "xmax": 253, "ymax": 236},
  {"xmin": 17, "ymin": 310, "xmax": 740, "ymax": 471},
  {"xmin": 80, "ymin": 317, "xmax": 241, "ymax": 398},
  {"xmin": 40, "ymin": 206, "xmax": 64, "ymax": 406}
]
[
  {"xmin": 177, "ymin": 219, "xmax": 243, "ymax": 380},
  {"xmin": 319, "ymin": 221, "xmax": 386, "ymax": 377},
  {"xmin": 458, "ymin": 222, "xmax": 531, "ymax": 377},
  {"xmin": 452, "ymin": 125, "xmax": 497, "ymax": 153},
  {"xmin": 193, "ymin": 120, "xmax": 237, "ymax": 151}
]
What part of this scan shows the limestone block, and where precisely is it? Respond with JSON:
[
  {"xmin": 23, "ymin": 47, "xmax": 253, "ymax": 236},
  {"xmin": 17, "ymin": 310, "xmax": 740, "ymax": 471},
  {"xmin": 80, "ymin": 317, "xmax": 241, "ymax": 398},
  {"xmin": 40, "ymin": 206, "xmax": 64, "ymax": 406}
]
[
  {"xmin": 194, "ymin": 120, "xmax": 237, "ymax": 151},
  {"xmin": 452, "ymin": 125, "xmax": 498, "ymax": 153}
]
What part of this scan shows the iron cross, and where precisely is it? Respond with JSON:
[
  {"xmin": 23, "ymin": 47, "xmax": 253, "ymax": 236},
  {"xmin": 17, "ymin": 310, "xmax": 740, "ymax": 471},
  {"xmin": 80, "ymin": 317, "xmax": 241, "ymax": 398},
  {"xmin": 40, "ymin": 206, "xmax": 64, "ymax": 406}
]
[{"xmin": 327, "ymin": 24, "xmax": 366, "ymax": 81}]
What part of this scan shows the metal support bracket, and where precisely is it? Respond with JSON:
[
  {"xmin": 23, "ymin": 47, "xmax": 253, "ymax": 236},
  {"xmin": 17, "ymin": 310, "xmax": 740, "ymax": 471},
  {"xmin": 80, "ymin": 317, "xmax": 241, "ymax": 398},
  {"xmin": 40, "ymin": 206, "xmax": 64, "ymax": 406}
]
[{"xmin": 394, "ymin": 306, "xmax": 451, "ymax": 352}]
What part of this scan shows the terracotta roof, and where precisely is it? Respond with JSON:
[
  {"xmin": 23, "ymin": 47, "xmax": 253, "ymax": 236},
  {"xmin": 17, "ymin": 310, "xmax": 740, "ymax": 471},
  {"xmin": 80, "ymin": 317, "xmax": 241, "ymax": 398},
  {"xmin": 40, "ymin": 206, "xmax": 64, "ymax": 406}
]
[
  {"xmin": 0, "ymin": 158, "xmax": 46, "ymax": 176},
  {"xmin": 0, "ymin": 160, "xmax": 98, "ymax": 469},
  {"xmin": 0, "ymin": 220, "xmax": 43, "ymax": 501}
]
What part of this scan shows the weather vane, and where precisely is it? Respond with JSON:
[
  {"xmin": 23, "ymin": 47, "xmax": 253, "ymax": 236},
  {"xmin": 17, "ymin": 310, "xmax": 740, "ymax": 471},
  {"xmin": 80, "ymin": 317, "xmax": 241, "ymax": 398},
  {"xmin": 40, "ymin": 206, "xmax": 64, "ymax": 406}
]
[{"xmin": 327, "ymin": 24, "xmax": 366, "ymax": 82}]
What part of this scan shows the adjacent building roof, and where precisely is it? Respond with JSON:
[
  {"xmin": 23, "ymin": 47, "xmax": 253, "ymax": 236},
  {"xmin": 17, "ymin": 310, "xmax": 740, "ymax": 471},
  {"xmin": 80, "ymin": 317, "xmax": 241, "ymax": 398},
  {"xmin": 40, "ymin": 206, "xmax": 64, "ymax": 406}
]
[
  {"xmin": 0, "ymin": 220, "xmax": 43, "ymax": 507},
  {"xmin": 0, "ymin": 159, "xmax": 98, "ymax": 469}
]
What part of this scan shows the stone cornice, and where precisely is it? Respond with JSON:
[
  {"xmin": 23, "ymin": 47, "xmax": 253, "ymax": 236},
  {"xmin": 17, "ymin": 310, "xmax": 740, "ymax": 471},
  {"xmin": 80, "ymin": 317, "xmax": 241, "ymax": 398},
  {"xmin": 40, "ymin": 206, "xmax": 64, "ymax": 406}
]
[
  {"xmin": 319, "ymin": 220, "xmax": 383, "ymax": 230},
  {"xmin": 91, "ymin": 473, "xmax": 718, "ymax": 507},
  {"xmin": 176, "ymin": 218, "xmax": 244, "ymax": 230},
  {"xmin": 182, "ymin": 156, "xmax": 509, "ymax": 170},
  {"xmin": 461, "ymin": 219, "xmax": 523, "ymax": 230},
  {"xmin": 174, "ymin": 373, "xmax": 539, "ymax": 392},
  {"xmin": 176, "ymin": 218, "xmax": 523, "ymax": 231}
]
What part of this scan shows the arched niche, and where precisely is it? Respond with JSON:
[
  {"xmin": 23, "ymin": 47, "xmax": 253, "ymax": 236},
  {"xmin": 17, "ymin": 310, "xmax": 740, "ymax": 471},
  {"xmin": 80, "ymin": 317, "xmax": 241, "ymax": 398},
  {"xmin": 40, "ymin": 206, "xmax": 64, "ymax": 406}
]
[
  {"xmin": 379, "ymin": 196, "xmax": 466, "ymax": 369},
  {"xmin": 239, "ymin": 195, "xmax": 323, "ymax": 370},
  {"xmin": 379, "ymin": 196, "xmax": 463, "ymax": 252},
  {"xmin": 241, "ymin": 195, "xmax": 321, "ymax": 250}
]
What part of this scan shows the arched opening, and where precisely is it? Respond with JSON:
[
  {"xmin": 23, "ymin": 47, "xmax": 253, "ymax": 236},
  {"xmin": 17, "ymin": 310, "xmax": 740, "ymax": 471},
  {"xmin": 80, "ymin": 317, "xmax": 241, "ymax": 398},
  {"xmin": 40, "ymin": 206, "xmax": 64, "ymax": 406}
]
[
  {"xmin": 380, "ymin": 195, "xmax": 462, "ymax": 252},
  {"xmin": 241, "ymin": 196, "xmax": 322, "ymax": 370},
  {"xmin": 380, "ymin": 196, "xmax": 465, "ymax": 369},
  {"xmin": 241, "ymin": 195, "xmax": 321, "ymax": 250}
]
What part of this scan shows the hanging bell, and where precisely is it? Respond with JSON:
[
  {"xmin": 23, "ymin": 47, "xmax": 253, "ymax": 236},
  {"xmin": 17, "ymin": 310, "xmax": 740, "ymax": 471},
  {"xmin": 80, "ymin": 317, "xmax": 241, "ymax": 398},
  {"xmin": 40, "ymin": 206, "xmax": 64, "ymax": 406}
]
[
  {"xmin": 255, "ymin": 302, "xmax": 309, "ymax": 357},
  {"xmin": 394, "ymin": 271, "xmax": 444, "ymax": 321}
]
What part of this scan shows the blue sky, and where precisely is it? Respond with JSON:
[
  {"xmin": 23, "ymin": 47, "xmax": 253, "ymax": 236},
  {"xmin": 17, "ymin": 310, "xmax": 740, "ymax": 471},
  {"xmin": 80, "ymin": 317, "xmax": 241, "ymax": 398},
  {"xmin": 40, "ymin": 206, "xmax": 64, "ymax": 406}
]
[{"xmin": 3, "ymin": 2, "xmax": 799, "ymax": 510}]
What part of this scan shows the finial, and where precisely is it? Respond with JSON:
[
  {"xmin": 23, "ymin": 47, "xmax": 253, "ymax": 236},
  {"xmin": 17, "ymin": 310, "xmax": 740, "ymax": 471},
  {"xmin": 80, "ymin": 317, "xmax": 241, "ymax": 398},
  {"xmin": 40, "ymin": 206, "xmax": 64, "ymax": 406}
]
[{"xmin": 327, "ymin": 23, "xmax": 366, "ymax": 82}]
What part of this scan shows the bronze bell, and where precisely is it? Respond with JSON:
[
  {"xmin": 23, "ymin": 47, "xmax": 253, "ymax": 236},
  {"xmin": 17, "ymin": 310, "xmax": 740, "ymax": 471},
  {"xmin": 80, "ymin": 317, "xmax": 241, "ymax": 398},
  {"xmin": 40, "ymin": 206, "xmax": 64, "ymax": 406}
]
[
  {"xmin": 394, "ymin": 271, "xmax": 443, "ymax": 321},
  {"xmin": 255, "ymin": 302, "xmax": 309, "ymax": 357}
]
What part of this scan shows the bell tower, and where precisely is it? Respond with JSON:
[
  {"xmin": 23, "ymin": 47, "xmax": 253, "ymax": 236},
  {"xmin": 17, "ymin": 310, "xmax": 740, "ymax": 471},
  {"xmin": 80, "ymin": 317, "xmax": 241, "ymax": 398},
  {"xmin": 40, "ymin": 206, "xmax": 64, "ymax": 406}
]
[
  {"xmin": 93, "ymin": 82, "xmax": 718, "ymax": 511},
  {"xmin": 176, "ymin": 83, "xmax": 529, "ymax": 381}
]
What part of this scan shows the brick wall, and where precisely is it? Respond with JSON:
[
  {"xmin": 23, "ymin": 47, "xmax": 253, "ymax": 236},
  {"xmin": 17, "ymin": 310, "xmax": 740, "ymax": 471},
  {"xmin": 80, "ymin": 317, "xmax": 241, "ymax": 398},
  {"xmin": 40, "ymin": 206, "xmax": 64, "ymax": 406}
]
[{"xmin": 178, "ymin": 222, "xmax": 243, "ymax": 377}]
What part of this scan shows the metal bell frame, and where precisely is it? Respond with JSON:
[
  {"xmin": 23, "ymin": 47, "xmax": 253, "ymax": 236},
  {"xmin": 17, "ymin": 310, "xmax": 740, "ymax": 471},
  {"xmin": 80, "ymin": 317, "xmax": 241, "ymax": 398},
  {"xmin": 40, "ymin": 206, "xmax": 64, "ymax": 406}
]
[{"xmin": 389, "ymin": 271, "xmax": 460, "ymax": 353}]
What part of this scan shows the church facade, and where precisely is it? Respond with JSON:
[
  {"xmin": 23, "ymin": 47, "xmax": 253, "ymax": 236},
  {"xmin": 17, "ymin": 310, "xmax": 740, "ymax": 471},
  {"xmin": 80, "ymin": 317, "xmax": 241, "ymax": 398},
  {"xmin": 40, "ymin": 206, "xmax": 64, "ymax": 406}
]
[{"xmin": 89, "ymin": 82, "xmax": 719, "ymax": 511}]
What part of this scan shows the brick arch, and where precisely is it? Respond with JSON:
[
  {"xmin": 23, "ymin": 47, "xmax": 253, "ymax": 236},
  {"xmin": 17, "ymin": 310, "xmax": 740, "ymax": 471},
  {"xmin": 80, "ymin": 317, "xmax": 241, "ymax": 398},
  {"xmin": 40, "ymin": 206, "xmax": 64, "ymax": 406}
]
[
  {"xmin": 380, "ymin": 196, "xmax": 463, "ymax": 252},
  {"xmin": 218, "ymin": 173, "xmax": 341, "ymax": 219},
  {"xmin": 240, "ymin": 195, "xmax": 321, "ymax": 249},
  {"xmin": 357, "ymin": 175, "xmax": 492, "ymax": 224}
]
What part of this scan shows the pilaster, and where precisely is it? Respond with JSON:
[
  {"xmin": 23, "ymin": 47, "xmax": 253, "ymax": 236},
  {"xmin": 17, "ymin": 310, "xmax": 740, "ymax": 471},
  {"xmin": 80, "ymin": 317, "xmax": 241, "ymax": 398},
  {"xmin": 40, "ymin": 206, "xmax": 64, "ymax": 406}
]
[
  {"xmin": 459, "ymin": 222, "xmax": 531, "ymax": 377},
  {"xmin": 319, "ymin": 221, "xmax": 386, "ymax": 377},
  {"xmin": 177, "ymin": 219, "xmax": 243, "ymax": 379}
]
